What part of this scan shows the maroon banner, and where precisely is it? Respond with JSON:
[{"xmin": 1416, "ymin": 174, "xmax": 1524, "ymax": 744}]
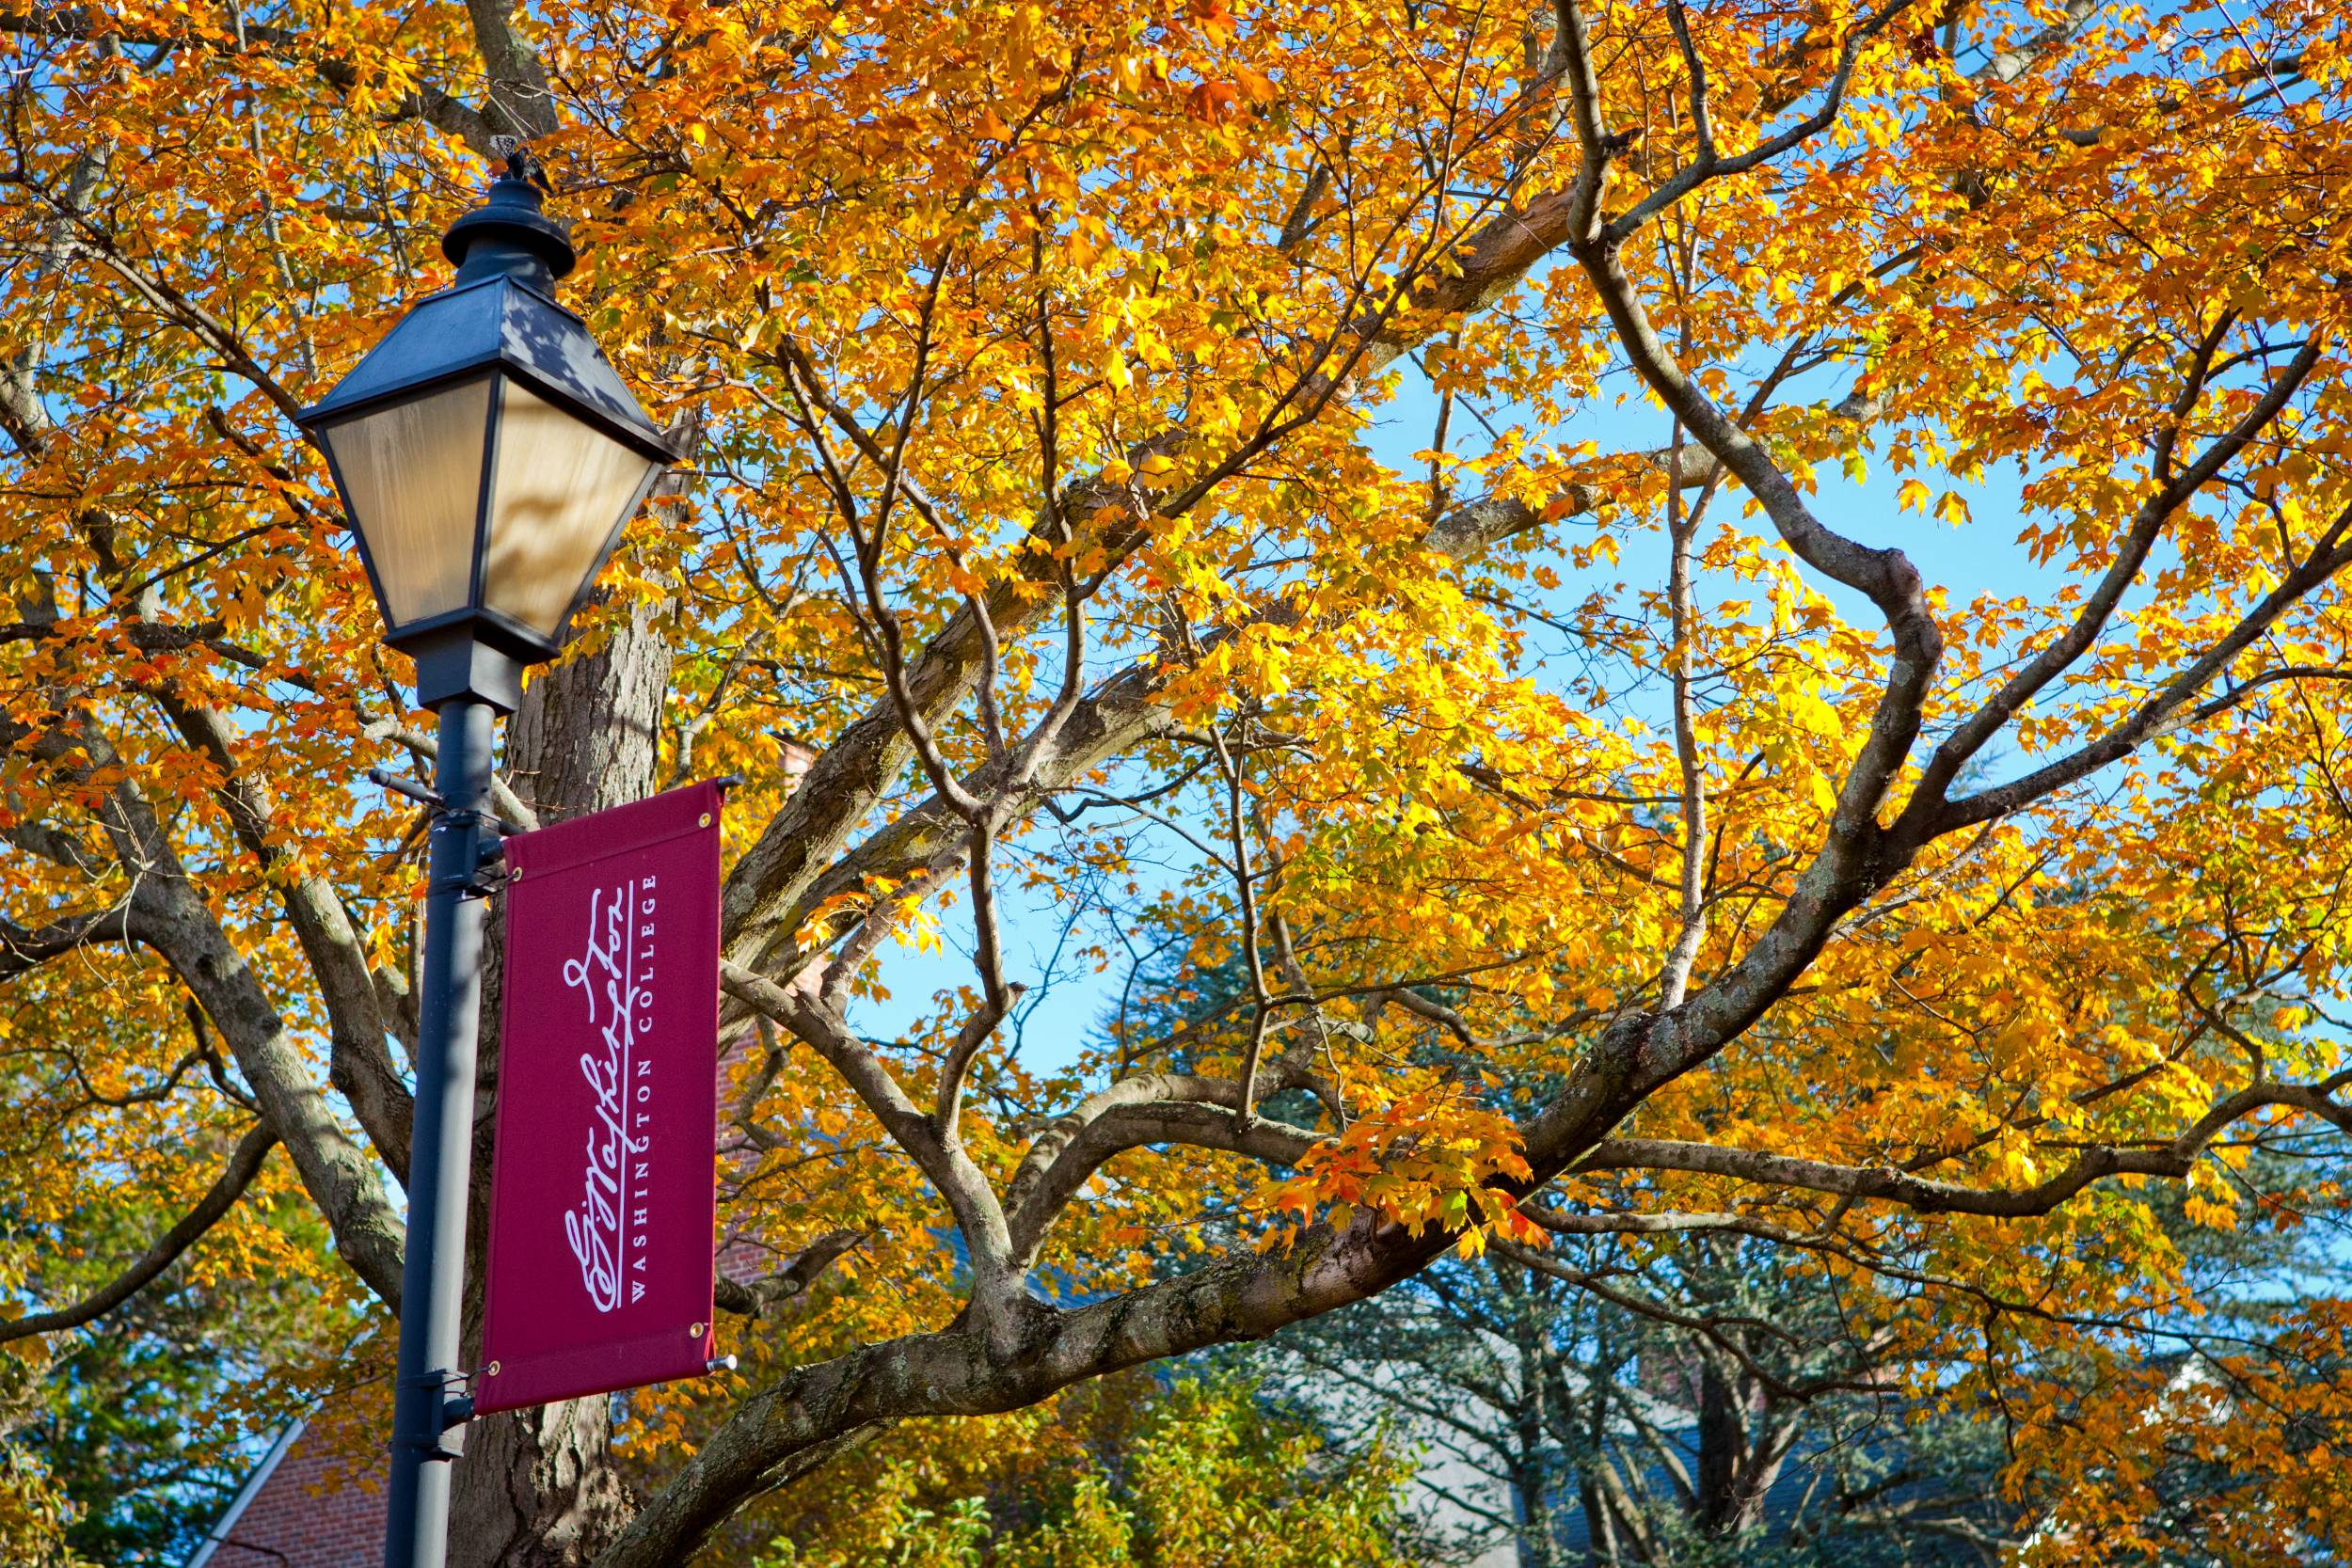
[{"xmin": 475, "ymin": 781, "xmax": 723, "ymax": 1414}]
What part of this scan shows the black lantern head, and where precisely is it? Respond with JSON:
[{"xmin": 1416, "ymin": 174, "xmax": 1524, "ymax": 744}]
[{"xmin": 297, "ymin": 154, "xmax": 677, "ymax": 710}]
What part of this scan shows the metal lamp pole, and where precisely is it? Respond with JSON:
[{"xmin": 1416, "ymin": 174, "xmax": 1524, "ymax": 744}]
[
  {"xmin": 384, "ymin": 695, "xmax": 497, "ymax": 1568},
  {"xmin": 294, "ymin": 150, "xmax": 679, "ymax": 1568}
]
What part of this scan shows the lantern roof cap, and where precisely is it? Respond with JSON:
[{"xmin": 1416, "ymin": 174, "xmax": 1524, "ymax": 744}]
[
  {"xmin": 295, "ymin": 156, "xmax": 675, "ymax": 465},
  {"xmin": 441, "ymin": 150, "xmax": 576, "ymax": 284}
]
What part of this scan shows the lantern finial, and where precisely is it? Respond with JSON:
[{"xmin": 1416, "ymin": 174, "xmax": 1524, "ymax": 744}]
[{"xmin": 442, "ymin": 150, "xmax": 575, "ymax": 289}]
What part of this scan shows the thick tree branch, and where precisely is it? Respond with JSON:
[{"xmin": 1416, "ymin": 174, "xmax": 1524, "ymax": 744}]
[
  {"xmin": 1901, "ymin": 334, "xmax": 2329, "ymax": 818},
  {"xmin": 718, "ymin": 960, "xmax": 1027, "ymax": 1349},
  {"xmin": 150, "ymin": 690, "xmax": 414, "ymax": 1181},
  {"xmin": 29, "ymin": 711, "xmax": 410, "ymax": 1307},
  {"xmin": 0, "ymin": 1119, "xmax": 278, "ymax": 1343},
  {"xmin": 591, "ymin": 1204, "xmax": 1455, "ymax": 1568},
  {"xmin": 712, "ymin": 1229, "xmax": 865, "ymax": 1319},
  {"xmin": 0, "ymin": 901, "xmax": 133, "ymax": 978},
  {"xmin": 1578, "ymin": 1076, "xmax": 2338, "ymax": 1214}
]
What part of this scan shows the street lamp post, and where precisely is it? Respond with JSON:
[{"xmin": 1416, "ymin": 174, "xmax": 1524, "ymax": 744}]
[{"xmin": 296, "ymin": 152, "xmax": 677, "ymax": 1568}]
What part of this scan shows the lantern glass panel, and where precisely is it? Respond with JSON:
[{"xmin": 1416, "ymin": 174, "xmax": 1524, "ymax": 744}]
[
  {"xmin": 481, "ymin": 380, "xmax": 659, "ymax": 640},
  {"xmin": 319, "ymin": 378, "xmax": 494, "ymax": 629}
]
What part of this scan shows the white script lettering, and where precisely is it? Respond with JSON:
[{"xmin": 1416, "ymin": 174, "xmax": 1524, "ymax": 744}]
[{"xmin": 560, "ymin": 879, "xmax": 659, "ymax": 1312}]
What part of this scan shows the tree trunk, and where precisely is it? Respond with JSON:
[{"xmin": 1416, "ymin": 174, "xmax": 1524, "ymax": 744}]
[
  {"xmin": 1694, "ymin": 1355, "xmax": 1740, "ymax": 1537},
  {"xmin": 1508, "ymin": 1271, "xmax": 1556, "ymax": 1568},
  {"xmin": 1692, "ymin": 1355, "xmax": 1788, "ymax": 1544},
  {"xmin": 448, "ymin": 597, "xmax": 673, "ymax": 1568},
  {"xmin": 1511, "ymin": 1455, "xmax": 1556, "ymax": 1568}
]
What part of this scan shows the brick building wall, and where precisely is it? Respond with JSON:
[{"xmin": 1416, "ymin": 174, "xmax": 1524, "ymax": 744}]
[{"xmin": 185, "ymin": 1420, "xmax": 385, "ymax": 1568}]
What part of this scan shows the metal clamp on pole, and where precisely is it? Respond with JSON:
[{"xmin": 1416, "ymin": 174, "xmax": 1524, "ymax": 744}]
[
  {"xmin": 399, "ymin": 1371, "xmax": 469, "ymax": 1461},
  {"xmin": 422, "ymin": 809, "xmax": 514, "ymax": 900}
]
